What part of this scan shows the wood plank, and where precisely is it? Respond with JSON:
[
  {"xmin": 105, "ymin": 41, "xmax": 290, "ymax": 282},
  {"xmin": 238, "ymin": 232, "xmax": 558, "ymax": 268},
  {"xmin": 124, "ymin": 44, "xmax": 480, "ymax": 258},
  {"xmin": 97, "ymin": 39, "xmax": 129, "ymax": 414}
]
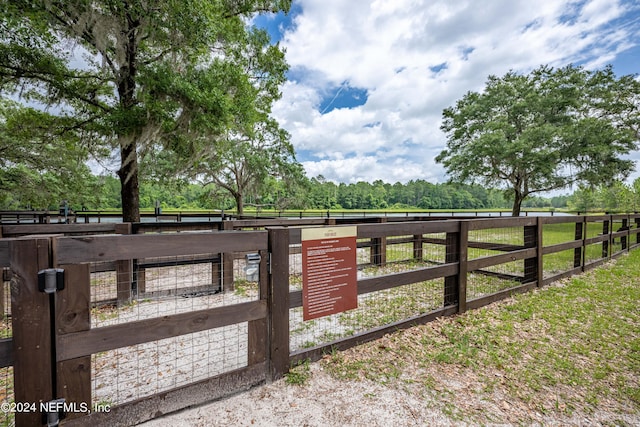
[
  {"xmin": 458, "ymin": 221, "xmax": 469, "ymax": 313},
  {"xmin": 541, "ymin": 267, "xmax": 583, "ymax": 286},
  {"xmin": 10, "ymin": 238, "xmax": 52, "ymax": 427},
  {"xmin": 288, "ymin": 263, "xmax": 458, "ymax": 309},
  {"xmin": 61, "ymin": 362, "xmax": 267, "ymax": 427},
  {"xmin": 540, "ymin": 216, "xmax": 582, "ymax": 225},
  {"xmin": 54, "ymin": 263, "xmax": 92, "ymax": 421},
  {"xmin": 57, "ymin": 300, "xmax": 267, "ymax": 361},
  {"xmin": 290, "ymin": 306, "xmax": 459, "ymax": 365},
  {"xmin": 267, "ymin": 228, "xmax": 290, "ymax": 380},
  {"xmin": 584, "ymin": 234, "xmax": 609, "ymax": 246},
  {"xmin": 466, "ymin": 282, "xmax": 537, "ymax": 310},
  {"xmin": 359, "ymin": 263, "xmax": 458, "ymax": 297},
  {"xmin": 0, "ymin": 338, "xmax": 13, "ymax": 368},
  {"xmin": 115, "ymin": 259, "xmax": 132, "ymax": 305},
  {"xmin": 421, "ymin": 236, "xmax": 525, "ymax": 252},
  {"xmin": 55, "ymin": 231, "xmax": 268, "ymax": 264},
  {"xmin": 542, "ymin": 239, "xmax": 583, "ymax": 255},
  {"xmin": 1, "ymin": 223, "xmax": 117, "ymax": 237},
  {"xmin": 467, "ymin": 247, "xmax": 537, "ymax": 271},
  {"xmin": 356, "ymin": 220, "xmax": 458, "ymax": 238},
  {"xmin": 0, "ymin": 240, "xmax": 9, "ymax": 267},
  {"xmin": 467, "ymin": 217, "xmax": 537, "ymax": 230}
]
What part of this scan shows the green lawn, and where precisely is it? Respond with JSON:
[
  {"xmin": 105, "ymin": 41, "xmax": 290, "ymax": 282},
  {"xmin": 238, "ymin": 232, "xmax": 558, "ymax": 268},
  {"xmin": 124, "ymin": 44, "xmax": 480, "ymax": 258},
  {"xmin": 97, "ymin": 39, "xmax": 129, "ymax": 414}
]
[{"xmin": 319, "ymin": 249, "xmax": 640, "ymax": 425}]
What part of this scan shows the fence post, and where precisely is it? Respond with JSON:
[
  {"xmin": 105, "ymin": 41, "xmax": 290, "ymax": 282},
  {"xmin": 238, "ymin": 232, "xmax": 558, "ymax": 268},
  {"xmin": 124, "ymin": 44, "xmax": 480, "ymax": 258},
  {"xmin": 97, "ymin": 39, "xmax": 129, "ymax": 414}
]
[
  {"xmin": 10, "ymin": 238, "xmax": 53, "ymax": 427},
  {"xmin": 267, "ymin": 227, "xmax": 290, "ymax": 380},
  {"xmin": 636, "ymin": 216, "xmax": 640, "ymax": 246},
  {"xmin": 602, "ymin": 217, "xmax": 611, "ymax": 259},
  {"xmin": 114, "ymin": 223, "xmax": 133, "ymax": 305},
  {"xmin": 574, "ymin": 217, "xmax": 585, "ymax": 271},
  {"xmin": 412, "ymin": 233, "xmax": 424, "ymax": 261},
  {"xmin": 444, "ymin": 221, "xmax": 467, "ymax": 312},
  {"xmin": 222, "ymin": 221, "xmax": 235, "ymax": 292},
  {"xmin": 622, "ymin": 216, "xmax": 629, "ymax": 251},
  {"xmin": 370, "ymin": 218, "xmax": 387, "ymax": 266},
  {"xmin": 523, "ymin": 221, "xmax": 539, "ymax": 284}
]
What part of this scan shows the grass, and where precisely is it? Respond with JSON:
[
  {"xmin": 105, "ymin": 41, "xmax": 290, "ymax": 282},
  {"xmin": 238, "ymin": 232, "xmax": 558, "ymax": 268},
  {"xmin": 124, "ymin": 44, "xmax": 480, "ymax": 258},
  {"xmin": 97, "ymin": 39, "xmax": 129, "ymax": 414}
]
[
  {"xmin": 284, "ymin": 359, "xmax": 312, "ymax": 386},
  {"xmin": 320, "ymin": 250, "xmax": 640, "ymax": 425}
]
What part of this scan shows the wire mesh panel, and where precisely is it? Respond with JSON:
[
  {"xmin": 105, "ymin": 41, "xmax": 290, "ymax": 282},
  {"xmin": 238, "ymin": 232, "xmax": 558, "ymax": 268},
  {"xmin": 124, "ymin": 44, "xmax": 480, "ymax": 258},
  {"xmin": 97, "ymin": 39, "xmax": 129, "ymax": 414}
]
[
  {"xmin": 585, "ymin": 218, "xmax": 610, "ymax": 265},
  {"xmin": 466, "ymin": 225, "xmax": 526, "ymax": 300},
  {"xmin": 541, "ymin": 220, "xmax": 582, "ymax": 278},
  {"xmin": 290, "ymin": 276, "xmax": 443, "ymax": 351},
  {"xmin": 290, "ymin": 228, "xmax": 451, "ymax": 352},
  {"xmin": 90, "ymin": 254, "xmax": 257, "ymax": 327},
  {"xmin": 92, "ymin": 323, "xmax": 248, "ymax": 406},
  {"xmin": 542, "ymin": 249, "xmax": 577, "ymax": 279},
  {"xmin": 610, "ymin": 217, "xmax": 627, "ymax": 256}
]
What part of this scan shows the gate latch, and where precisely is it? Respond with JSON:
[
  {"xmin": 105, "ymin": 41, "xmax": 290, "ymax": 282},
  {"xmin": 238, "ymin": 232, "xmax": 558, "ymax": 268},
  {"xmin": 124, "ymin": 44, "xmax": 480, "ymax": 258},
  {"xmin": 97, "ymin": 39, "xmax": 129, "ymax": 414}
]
[{"xmin": 37, "ymin": 268, "xmax": 65, "ymax": 294}]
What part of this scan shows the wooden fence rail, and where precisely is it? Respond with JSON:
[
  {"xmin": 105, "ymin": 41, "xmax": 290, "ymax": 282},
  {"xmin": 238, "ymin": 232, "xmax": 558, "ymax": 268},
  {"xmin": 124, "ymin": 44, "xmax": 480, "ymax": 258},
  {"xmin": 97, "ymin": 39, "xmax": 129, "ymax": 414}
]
[{"xmin": 0, "ymin": 214, "xmax": 638, "ymax": 426}]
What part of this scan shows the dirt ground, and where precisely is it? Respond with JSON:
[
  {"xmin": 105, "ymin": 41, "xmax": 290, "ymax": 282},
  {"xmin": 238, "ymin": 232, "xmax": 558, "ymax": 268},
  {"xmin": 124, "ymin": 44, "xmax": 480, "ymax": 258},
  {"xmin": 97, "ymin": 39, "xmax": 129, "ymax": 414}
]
[{"xmin": 140, "ymin": 360, "xmax": 639, "ymax": 427}]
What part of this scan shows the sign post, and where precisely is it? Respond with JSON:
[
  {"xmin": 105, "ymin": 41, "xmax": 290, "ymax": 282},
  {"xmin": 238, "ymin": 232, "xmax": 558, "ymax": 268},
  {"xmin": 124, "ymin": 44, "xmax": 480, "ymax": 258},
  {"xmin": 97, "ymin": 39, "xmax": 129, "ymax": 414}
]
[{"xmin": 302, "ymin": 226, "xmax": 358, "ymax": 321}]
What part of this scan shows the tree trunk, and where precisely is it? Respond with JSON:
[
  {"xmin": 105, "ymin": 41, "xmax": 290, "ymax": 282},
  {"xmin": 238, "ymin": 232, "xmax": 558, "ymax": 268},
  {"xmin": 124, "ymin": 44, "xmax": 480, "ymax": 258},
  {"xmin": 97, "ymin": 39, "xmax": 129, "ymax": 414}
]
[
  {"xmin": 117, "ymin": 12, "xmax": 141, "ymax": 223},
  {"xmin": 118, "ymin": 140, "xmax": 140, "ymax": 223},
  {"xmin": 234, "ymin": 192, "xmax": 244, "ymax": 216},
  {"xmin": 511, "ymin": 191, "xmax": 524, "ymax": 217}
]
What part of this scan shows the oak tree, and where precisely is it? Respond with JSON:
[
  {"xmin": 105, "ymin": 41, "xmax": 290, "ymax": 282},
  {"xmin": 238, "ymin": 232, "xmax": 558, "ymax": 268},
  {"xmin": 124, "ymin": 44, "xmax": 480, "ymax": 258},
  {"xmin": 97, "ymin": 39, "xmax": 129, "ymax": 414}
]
[
  {"xmin": 436, "ymin": 65, "xmax": 639, "ymax": 216},
  {"xmin": 0, "ymin": 0, "xmax": 291, "ymax": 221}
]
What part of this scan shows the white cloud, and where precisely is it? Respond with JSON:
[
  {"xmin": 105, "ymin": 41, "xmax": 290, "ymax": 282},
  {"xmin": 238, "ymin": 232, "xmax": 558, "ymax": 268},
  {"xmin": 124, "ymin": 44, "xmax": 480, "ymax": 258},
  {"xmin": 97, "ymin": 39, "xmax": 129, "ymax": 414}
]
[{"xmin": 272, "ymin": 0, "xmax": 639, "ymax": 184}]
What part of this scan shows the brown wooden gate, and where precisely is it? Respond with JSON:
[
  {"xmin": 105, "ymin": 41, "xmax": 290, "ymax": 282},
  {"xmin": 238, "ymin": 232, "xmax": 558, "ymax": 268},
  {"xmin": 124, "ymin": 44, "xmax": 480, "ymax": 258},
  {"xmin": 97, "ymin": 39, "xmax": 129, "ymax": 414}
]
[{"xmin": 10, "ymin": 230, "xmax": 271, "ymax": 426}]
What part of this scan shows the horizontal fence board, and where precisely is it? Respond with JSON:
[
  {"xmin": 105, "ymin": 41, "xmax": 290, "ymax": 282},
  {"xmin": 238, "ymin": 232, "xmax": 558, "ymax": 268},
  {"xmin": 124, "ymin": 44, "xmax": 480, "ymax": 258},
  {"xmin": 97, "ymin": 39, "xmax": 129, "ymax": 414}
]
[
  {"xmin": 357, "ymin": 221, "xmax": 459, "ymax": 238},
  {"xmin": 541, "ymin": 216, "xmax": 582, "ymax": 225},
  {"xmin": 422, "ymin": 236, "xmax": 524, "ymax": 252},
  {"xmin": 358, "ymin": 263, "xmax": 458, "ymax": 295},
  {"xmin": 2, "ymin": 223, "xmax": 118, "ymax": 237},
  {"xmin": 57, "ymin": 300, "xmax": 267, "ymax": 361},
  {"xmin": 542, "ymin": 240, "xmax": 583, "ymax": 255},
  {"xmin": 0, "ymin": 338, "xmax": 13, "ymax": 368},
  {"xmin": 584, "ymin": 258, "xmax": 608, "ymax": 271},
  {"xmin": 288, "ymin": 263, "xmax": 458, "ymax": 309},
  {"xmin": 466, "ymin": 282, "xmax": 537, "ymax": 311},
  {"xmin": 290, "ymin": 305, "xmax": 459, "ymax": 365},
  {"xmin": 467, "ymin": 247, "xmax": 537, "ymax": 271},
  {"xmin": 542, "ymin": 266, "xmax": 584, "ymax": 286},
  {"xmin": 467, "ymin": 217, "xmax": 537, "ymax": 230},
  {"xmin": 55, "ymin": 231, "xmax": 268, "ymax": 264},
  {"xmin": 584, "ymin": 234, "xmax": 609, "ymax": 246},
  {"xmin": 62, "ymin": 362, "xmax": 267, "ymax": 427},
  {"xmin": 234, "ymin": 218, "xmax": 327, "ymax": 228},
  {"xmin": 584, "ymin": 215, "xmax": 610, "ymax": 222}
]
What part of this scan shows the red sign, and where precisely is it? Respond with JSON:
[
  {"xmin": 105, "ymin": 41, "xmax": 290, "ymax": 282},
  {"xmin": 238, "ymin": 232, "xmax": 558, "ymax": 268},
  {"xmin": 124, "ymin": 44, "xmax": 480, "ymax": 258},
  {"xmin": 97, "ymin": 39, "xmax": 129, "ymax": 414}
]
[{"xmin": 302, "ymin": 227, "xmax": 358, "ymax": 321}]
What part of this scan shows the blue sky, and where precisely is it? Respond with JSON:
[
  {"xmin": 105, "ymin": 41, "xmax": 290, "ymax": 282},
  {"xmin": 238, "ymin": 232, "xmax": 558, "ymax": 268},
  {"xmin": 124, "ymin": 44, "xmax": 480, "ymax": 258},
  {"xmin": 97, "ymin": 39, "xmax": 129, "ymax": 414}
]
[{"xmin": 254, "ymin": 0, "xmax": 640, "ymax": 188}]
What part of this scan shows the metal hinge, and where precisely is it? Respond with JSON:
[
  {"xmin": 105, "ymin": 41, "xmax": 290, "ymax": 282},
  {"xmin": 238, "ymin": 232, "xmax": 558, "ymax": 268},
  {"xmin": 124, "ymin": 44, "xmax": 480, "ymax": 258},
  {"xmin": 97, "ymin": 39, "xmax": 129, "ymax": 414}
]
[
  {"xmin": 42, "ymin": 398, "xmax": 66, "ymax": 426},
  {"xmin": 37, "ymin": 268, "xmax": 65, "ymax": 294}
]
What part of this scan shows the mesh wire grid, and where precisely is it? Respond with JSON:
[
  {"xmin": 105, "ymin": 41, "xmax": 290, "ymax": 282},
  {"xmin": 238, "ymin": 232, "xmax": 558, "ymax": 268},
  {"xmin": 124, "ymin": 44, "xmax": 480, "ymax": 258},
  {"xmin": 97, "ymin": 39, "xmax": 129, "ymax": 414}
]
[
  {"xmin": 290, "ymin": 232, "xmax": 450, "ymax": 352},
  {"xmin": 466, "ymin": 226, "xmax": 526, "ymax": 301},
  {"xmin": 89, "ymin": 252, "xmax": 258, "ymax": 407}
]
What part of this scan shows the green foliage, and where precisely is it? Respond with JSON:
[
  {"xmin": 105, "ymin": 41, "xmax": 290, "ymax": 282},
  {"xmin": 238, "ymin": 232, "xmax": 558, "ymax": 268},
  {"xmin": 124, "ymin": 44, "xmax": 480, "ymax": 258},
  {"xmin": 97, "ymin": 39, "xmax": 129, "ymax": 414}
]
[
  {"xmin": 437, "ymin": 65, "xmax": 639, "ymax": 216},
  {"xmin": 0, "ymin": 0, "xmax": 292, "ymax": 221},
  {"xmin": 0, "ymin": 99, "xmax": 101, "ymax": 209},
  {"xmin": 567, "ymin": 179, "xmax": 640, "ymax": 213}
]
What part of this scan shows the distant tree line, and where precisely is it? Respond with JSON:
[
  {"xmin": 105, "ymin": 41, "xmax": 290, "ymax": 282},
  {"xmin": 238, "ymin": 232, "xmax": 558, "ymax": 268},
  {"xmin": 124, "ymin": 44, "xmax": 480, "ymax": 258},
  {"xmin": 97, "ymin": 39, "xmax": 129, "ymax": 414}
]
[{"xmin": 4, "ymin": 173, "xmax": 640, "ymax": 214}]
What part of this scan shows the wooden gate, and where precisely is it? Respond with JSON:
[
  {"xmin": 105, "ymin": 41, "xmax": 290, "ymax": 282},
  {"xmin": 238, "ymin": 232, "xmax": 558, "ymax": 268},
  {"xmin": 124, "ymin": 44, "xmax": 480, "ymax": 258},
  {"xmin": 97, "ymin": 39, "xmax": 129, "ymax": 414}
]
[{"xmin": 9, "ymin": 230, "xmax": 270, "ymax": 426}]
